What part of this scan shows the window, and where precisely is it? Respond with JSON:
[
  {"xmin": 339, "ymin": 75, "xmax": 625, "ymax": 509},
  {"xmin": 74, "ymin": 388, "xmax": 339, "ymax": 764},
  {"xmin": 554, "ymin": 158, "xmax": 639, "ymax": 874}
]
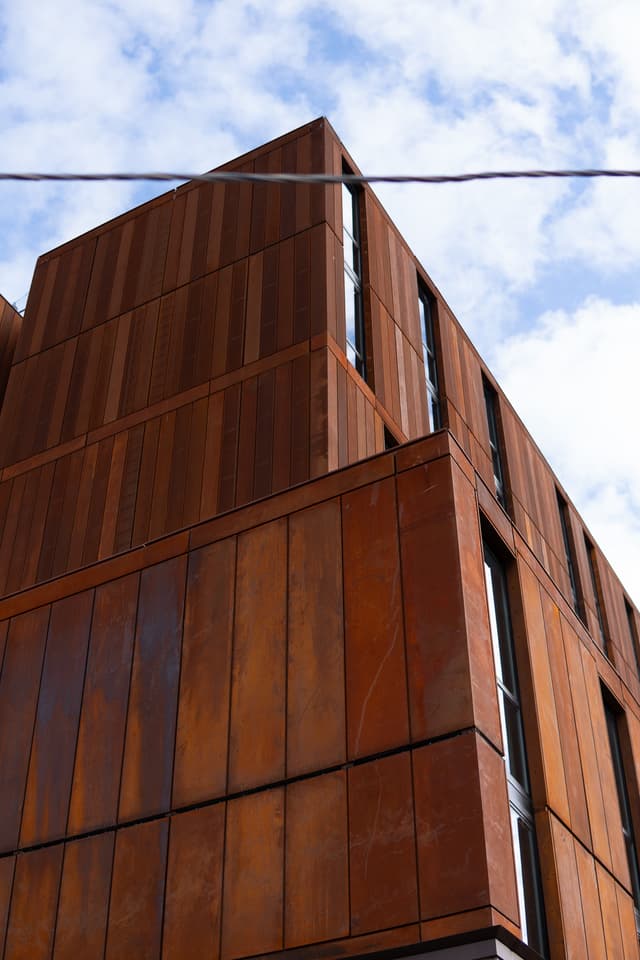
[
  {"xmin": 556, "ymin": 490, "xmax": 583, "ymax": 620},
  {"xmin": 383, "ymin": 426, "xmax": 399, "ymax": 450},
  {"xmin": 342, "ymin": 167, "xmax": 365, "ymax": 379},
  {"xmin": 585, "ymin": 535, "xmax": 608, "ymax": 652},
  {"xmin": 603, "ymin": 695, "xmax": 640, "ymax": 928},
  {"xmin": 483, "ymin": 376, "xmax": 507, "ymax": 509},
  {"xmin": 484, "ymin": 544, "xmax": 548, "ymax": 955},
  {"xmin": 418, "ymin": 283, "xmax": 441, "ymax": 431},
  {"xmin": 625, "ymin": 598, "xmax": 640, "ymax": 677}
]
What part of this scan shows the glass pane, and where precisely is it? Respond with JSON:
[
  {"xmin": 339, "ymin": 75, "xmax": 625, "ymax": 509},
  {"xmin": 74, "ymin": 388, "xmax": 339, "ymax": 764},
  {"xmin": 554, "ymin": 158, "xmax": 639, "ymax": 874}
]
[
  {"xmin": 511, "ymin": 807, "xmax": 527, "ymax": 940},
  {"xmin": 344, "ymin": 273, "xmax": 356, "ymax": 349},
  {"xmin": 427, "ymin": 350, "xmax": 438, "ymax": 388},
  {"xmin": 484, "ymin": 558, "xmax": 517, "ymax": 693},
  {"xmin": 517, "ymin": 816, "xmax": 548, "ymax": 955},
  {"xmin": 431, "ymin": 395, "xmax": 441, "ymax": 431},
  {"xmin": 504, "ymin": 696, "xmax": 529, "ymax": 791},
  {"xmin": 342, "ymin": 184, "xmax": 354, "ymax": 237},
  {"xmin": 428, "ymin": 390, "xmax": 440, "ymax": 433},
  {"xmin": 343, "ymin": 229, "xmax": 356, "ymax": 271},
  {"xmin": 418, "ymin": 295, "xmax": 426, "ymax": 338},
  {"xmin": 484, "ymin": 561, "xmax": 504, "ymax": 685}
]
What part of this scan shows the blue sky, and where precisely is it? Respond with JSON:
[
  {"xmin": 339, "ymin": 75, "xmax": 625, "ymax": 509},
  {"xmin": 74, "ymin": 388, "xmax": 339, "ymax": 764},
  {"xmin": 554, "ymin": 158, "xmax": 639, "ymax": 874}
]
[{"xmin": 0, "ymin": 0, "xmax": 638, "ymax": 601}]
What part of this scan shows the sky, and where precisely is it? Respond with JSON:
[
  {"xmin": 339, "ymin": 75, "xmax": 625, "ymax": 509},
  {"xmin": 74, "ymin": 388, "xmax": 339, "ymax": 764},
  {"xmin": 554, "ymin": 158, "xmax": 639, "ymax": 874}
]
[{"xmin": 0, "ymin": 0, "xmax": 638, "ymax": 603}]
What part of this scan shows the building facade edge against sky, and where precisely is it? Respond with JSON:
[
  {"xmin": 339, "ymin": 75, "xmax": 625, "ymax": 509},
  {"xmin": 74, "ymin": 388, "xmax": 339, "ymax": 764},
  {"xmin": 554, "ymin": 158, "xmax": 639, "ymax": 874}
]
[{"xmin": 0, "ymin": 115, "xmax": 639, "ymax": 958}]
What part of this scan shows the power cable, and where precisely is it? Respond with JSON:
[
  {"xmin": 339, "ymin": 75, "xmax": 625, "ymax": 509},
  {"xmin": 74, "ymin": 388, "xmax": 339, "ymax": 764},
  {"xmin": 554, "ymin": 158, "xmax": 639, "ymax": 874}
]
[{"xmin": 1, "ymin": 168, "xmax": 640, "ymax": 185}]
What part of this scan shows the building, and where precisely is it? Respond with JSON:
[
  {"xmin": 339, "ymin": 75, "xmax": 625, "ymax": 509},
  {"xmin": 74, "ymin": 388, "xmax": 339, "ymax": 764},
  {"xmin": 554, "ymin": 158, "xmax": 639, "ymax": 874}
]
[{"xmin": 0, "ymin": 117, "xmax": 638, "ymax": 959}]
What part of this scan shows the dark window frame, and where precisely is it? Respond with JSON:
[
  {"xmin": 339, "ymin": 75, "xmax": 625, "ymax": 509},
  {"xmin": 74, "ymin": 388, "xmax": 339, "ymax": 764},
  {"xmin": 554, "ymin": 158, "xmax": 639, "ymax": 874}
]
[
  {"xmin": 602, "ymin": 689, "xmax": 640, "ymax": 930},
  {"xmin": 625, "ymin": 598, "xmax": 640, "ymax": 677},
  {"xmin": 555, "ymin": 489, "xmax": 585, "ymax": 622},
  {"xmin": 383, "ymin": 426, "xmax": 399, "ymax": 450},
  {"xmin": 417, "ymin": 281, "xmax": 442, "ymax": 432},
  {"xmin": 482, "ymin": 376, "xmax": 508, "ymax": 511},
  {"xmin": 584, "ymin": 534, "xmax": 609, "ymax": 654},
  {"xmin": 341, "ymin": 164, "xmax": 366, "ymax": 380},
  {"xmin": 484, "ymin": 542, "xmax": 548, "ymax": 956}
]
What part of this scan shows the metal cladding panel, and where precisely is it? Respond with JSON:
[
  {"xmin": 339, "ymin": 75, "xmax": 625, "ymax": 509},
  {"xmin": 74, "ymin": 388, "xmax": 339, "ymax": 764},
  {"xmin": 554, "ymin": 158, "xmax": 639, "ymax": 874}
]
[
  {"xmin": 0, "ymin": 296, "xmax": 22, "ymax": 412},
  {"xmin": 0, "ymin": 120, "xmax": 639, "ymax": 960},
  {"xmin": 0, "ymin": 442, "xmax": 536, "ymax": 959}
]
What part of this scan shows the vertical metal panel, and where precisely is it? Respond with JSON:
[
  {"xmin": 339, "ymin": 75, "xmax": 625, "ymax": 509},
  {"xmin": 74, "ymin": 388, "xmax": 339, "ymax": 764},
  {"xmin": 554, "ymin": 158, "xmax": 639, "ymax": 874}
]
[
  {"xmin": 397, "ymin": 460, "xmax": 476, "ymax": 741},
  {"xmin": 221, "ymin": 789, "xmax": 284, "ymax": 960},
  {"xmin": 49, "ymin": 450, "xmax": 83, "ymax": 577},
  {"xmin": 119, "ymin": 555, "xmax": 186, "ymax": 821},
  {"xmin": 287, "ymin": 500, "xmax": 345, "ymax": 777},
  {"xmin": 53, "ymin": 833, "xmax": 114, "ymax": 959},
  {"xmin": 162, "ymin": 805, "xmax": 225, "ymax": 959},
  {"xmin": 4, "ymin": 845, "xmax": 63, "ymax": 960},
  {"xmin": 342, "ymin": 477, "xmax": 409, "ymax": 758},
  {"xmin": 131, "ymin": 418, "xmax": 161, "ymax": 547},
  {"xmin": 228, "ymin": 519, "xmax": 286, "ymax": 792},
  {"xmin": 259, "ymin": 247, "xmax": 278, "ymax": 358},
  {"xmin": 574, "ymin": 840, "xmax": 607, "ymax": 958},
  {"xmin": 81, "ymin": 437, "xmax": 115, "ymax": 566},
  {"xmin": 114, "ymin": 424, "xmax": 145, "ymax": 553},
  {"xmin": 253, "ymin": 369, "xmax": 276, "ymax": 499},
  {"xmin": 165, "ymin": 403, "xmax": 192, "ymax": 533},
  {"xmin": 348, "ymin": 753, "xmax": 419, "ymax": 934},
  {"xmin": 476, "ymin": 736, "xmax": 519, "ymax": 924},
  {"xmin": 105, "ymin": 819, "xmax": 168, "ymax": 960},
  {"xmin": 200, "ymin": 392, "xmax": 224, "ymax": 520},
  {"xmin": 235, "ymin": 377, "xmax": 258, "ymax": 507},
  {"xmin": 562, "ymin": 617, "xmax": 613, "ymax": 871},
  {"xmin": 284, "ymin": 772, "xmax": 349, "ymax": 947},
  {"xmin": 68, "ymin": 574, "xmax": 138, "ymax": 834},
  {"xmin": 217, "ymin": 384, "xmax": 241, "ymax": 513},
  {"xmin": 540, "ymin": 592, "xmax": 591, "ymax": 846},
  {"xmin": 413, "ymin": 733, "xmax": 490, "ymax": 920},
  {"xmin": 119, "ymin": 302, "xmax": 158, "ymax": 417},
  {"xmin": 0, "ymin": 855, "xmax": 15, "ymax": 956},
  {"xmin": 20, "ymin": 590, "xmax": 93, "ymax": 846},
  {"xmin": 182, "ymin": 395, "xmax": 208, "ymax": 525},
  {"xmin": 0, "ymin": 607, "xmax": 50, "ymax": 852},
  {"xmin": 272, "ymin": 363, "xmax": 292, "ymax": 494},
  {"xmin": 173, "ymin": 538, "xmax": 235, "ymax": 807},
  {"xmin": 539, "ymin": 811, "xmax": 588, "ymax": 957},
  {"xmin": 147, "ymin": 410, "xmax": 176, "ymax": 540},
  {"xmin": 290, "ymin": 353, "xmax": 309, "ymax": 485}
]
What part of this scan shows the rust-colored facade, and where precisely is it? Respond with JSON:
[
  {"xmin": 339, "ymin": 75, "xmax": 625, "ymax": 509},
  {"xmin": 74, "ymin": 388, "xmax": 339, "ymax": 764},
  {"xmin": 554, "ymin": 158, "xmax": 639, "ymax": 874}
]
[{"xmin": 0, "ymin": 118, "xmax": 638, "ymax": 959}]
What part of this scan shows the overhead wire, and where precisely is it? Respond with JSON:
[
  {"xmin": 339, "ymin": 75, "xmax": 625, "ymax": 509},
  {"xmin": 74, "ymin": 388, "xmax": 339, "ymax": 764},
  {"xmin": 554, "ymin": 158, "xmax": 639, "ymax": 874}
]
[{"xmin": 1, "ymin": 168, "xmax": 640, "ymax": 185}]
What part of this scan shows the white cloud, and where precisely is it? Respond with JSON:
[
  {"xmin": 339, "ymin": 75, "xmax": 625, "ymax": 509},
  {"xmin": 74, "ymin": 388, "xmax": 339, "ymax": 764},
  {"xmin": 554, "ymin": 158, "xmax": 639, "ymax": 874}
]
[
  {"xmin": 492, "ymin": 297, "xmax": 640, "ymax": 603},
  {"xmin": 0, "ymin": 0, "xmax": 638, "ymax": 597}
]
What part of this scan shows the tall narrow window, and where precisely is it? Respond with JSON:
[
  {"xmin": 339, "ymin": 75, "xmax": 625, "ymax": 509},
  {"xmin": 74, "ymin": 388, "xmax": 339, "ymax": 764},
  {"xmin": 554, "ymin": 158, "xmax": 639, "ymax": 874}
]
[
  {"xmin": 585, "ymin": 535, "xmax": 608, "ymax": 652},
  {"xmin": 483, "ymin": 377, "xmax": 507, "ymax": 509},
  {"xmin": 342, "ymin": 168, "xmax": 365, "ymax": 378},
  {"xmin": 625, "ymin": 598, "xmax": 640, "ymax": 677},
  {"xmin": 384, "ymin": 426, "xmax": 399, "ymax": 450},
  {"xmin": 418, "ymin": 283, "xmax": 441, "ymax": 431},
  {"xmin": 484, "ymin": 545, "xmax": 548, "ymax": 955},
  {"xmin": 556, "ymin": 490, "xmax": 583, "ymax": 620},
  {"xmin": 603, "ymin": 696, "xmax": 640, "ymax": 928}
]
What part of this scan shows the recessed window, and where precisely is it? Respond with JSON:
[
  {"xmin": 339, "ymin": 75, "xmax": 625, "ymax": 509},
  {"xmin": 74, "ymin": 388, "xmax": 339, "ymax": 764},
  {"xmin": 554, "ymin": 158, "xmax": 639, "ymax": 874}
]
[
  {"xmin": 625, "ymin": 598, "xmax": 640, "ymax": 677},
  {"xmin": 483, "ymin": 376, "xmax": 507, "ymax": 510},
  {"xmin": 484, "ymin": 544, "xmax": 548, "ymax": 956},
  {"xmin": 418, "ymin": 283, "xmax": 441, "ymax": 432},
  {"xmin": 342, "ymin": 166, "xmax": 366, "ymax": 379},
  {"xmin": 556, "ymin": 490, "xmax": 584, "ymax": 620},
  {"xmin": 383, "ymin": 426, "xmax": 399, "ymax": 450},
  {"xmin": 585, "ymin": 535, "xmax": 608, "ymax": 653},
  {"xmin": 603, "ymin": 693, "xmax": 640, "ymax": 930}
]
